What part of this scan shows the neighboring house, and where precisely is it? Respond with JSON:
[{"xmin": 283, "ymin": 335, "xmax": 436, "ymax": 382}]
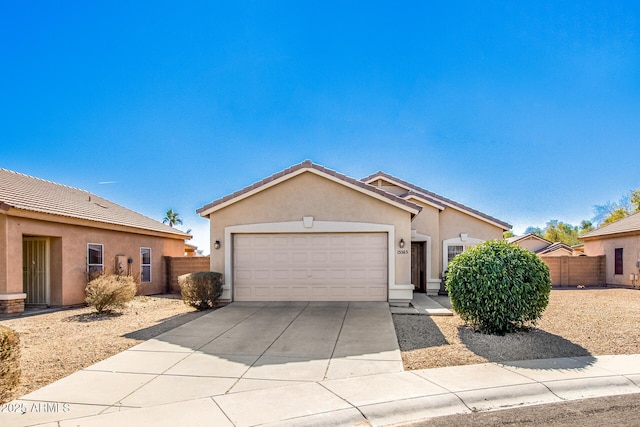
[
  {"xmin": 0, "ymin": 168, "xmax": 191, "ymax": 315},
  {"xmin": 507, "ymin": 233, "xmax": 554, "ymax": 253},
  {"xmin": 508, "ymin": 233, "xmax": 574, "ymax": 256},
  {"xmin": 581, "ymin": 212, "xmax": 640, "ymax": 287},
  {"xmin": 537, "ymin": 242, "xmax": 574, "ymax": 256},
  {"xmin": 197, "ymin": 161, "xmax": 510, "ymax": 304},
  {"xmin": 185, "ymin": 242, "xmax": 198, "ymax": 257}
]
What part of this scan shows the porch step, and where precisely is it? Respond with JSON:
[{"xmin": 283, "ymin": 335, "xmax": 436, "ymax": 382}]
[{"xmin": 389, "ymin": 293, "xmax": 453, "ymax": 316}]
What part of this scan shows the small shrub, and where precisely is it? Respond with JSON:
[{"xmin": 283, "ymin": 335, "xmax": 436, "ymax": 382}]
[
  {"xmin": 85, "ymin": 274, "xmax": 137, "ymax": 313},
  {"xmin": 0, "ymin": 325, "xmax": 20, "ymax": 404},
  {"xmin": 446, "ymin": 239, "xmax": 551, "ymax": 335},
  {"xmin": 179, "ymin": 272, "xmax": 223, "ymax": 310}
]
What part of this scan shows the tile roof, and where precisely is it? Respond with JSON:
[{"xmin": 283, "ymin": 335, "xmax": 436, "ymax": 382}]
[
  {"xmin": 506, "ymin": 233, "xmax": 552, "ymax": 245},
  {"xmin": 535, "ymin": 242, "xmax": 573, "ymax": 254},
  {"xmin": 580, "ymin": 211, "xmax": 640, "ymax": 239},
  {"xmin": 361, "ymin": 171, "xmax": 512, "ymax": 230},
  {"xmin": 197, "ymin": 160, "xmax": 422, "ymax": 216},
  {"xmin": 0, "ymin": 168, "xmax": 189, "ymax": 238}
]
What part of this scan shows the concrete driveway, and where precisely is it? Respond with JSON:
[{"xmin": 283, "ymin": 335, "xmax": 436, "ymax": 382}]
[{"xmin": 10, "ymin": 301, "xmax": 402, "ymax": 424}]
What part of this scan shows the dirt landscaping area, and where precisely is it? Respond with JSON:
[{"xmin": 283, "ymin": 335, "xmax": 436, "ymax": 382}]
[
  {"xmin": 0, "ymin": 295, "xmax": 207, "ymax": 403},
  {"xmin": 395, "ymin": 288, "xmax": 640, "ymax": 370}
]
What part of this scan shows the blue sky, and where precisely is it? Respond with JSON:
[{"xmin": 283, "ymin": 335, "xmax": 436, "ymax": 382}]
[{"xmin": 2, "ymin": 1, "xmax": 639, "ymax": 253}]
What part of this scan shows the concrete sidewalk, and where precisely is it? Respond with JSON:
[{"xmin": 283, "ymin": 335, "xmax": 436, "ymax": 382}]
[{"xmin": 3, "ymin": 303, "xmax": 640, "ymax": 426}]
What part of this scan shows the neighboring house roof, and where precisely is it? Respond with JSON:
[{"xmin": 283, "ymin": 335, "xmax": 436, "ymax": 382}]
[
  {"xmin": 361, "ymin": 171, "xmax": 512, "ymax": 230},
  {"xmin": 507, "ymin": 233, "xmax": 553, "ymax": 246},
  {"xmin": 536, "ymin": 242, "xmax": 573, "ymax": 255},
  {"xmin": 197, "ymin": 160, "xmax": 423, "ymax": 217},
  {"xmin": 580, "ymin": 211, "xmax": 640, "ymax": 239},
  {"xmin": 0, "ymin": 168, "xmax": 189, "ymax": 238}
]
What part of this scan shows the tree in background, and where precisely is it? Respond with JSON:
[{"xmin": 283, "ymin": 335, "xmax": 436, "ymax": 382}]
[
  {"xmin": 521, "ymin": 220, "xmax": 592, "ymax": 246},
  {"xmin": 163, "ymin": 209, "xmax": 183, "ymax": 227},
  {"xmin": 524, "ymin": 226, "xmax": 543, "ymax": 237},
  {"xmin": 579, "ymin": 220, "xmax": 594, "ymax": 234},
  {"xmin": 503, "ymin": 230, "xmax": 515, "ymax": 239},
  {"xmin": 542, "ymin": 220, "xmax": 582, "ymax": 246},
  {"xmin": 593, "ymin": 188, "xmax": 640, "ymax": 226}
]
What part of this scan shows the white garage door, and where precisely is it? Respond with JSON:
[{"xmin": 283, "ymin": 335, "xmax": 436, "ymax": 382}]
[{"xmin": 233, "ymin": 233, "xmax": 388, "ymax": 301}]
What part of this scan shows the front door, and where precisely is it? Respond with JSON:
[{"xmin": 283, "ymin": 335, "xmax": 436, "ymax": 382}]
[
  {"xmin": 411, "ymin": 242, "xmax": 425, "ymax": 292},
  {"xmin": 22, "ymin": 237, "xmax": 49, "ymax": 305}
]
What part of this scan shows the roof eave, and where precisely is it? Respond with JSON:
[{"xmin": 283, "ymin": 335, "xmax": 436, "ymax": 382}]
[
  {"xmin": 198, "ymin": 163, "xmax": 422, "ymax": 217},
  {"xmin": 6, "ymin": 208, "xmax": 191, "ymax": 240},
  {"xmin": 362, "ymin": 173, "xmax": 512, "ymax": 230}
]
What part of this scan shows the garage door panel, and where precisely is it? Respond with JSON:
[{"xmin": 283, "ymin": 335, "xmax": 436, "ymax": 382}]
[
  {"xmin": 291, "ymin": 270, "xmax": 308, "ymax": 279},
  {"xmin": 329, "ymin": 270, "xmax": 347, "ymax": 279},
  {"xmin": 292, "ymin": 253, "xmax": 308, "ymax": 262},
  {"xmin": 234, "ymin": 233, "xmax": 387, "ymax": 301}
]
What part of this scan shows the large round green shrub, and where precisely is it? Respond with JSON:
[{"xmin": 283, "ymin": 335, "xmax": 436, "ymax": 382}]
[{"xmin": 446, "ymin": 239, "xmax": 551, "ymax": 334}]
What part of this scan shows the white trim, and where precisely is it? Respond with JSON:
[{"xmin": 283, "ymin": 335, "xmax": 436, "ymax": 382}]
[
  {"xmin": 140, "ymin": 247, "xmax": 152, "ymax": 283},
  {"xmin": 442, "ymin": 236, "xmax": 484, "ymax": 272},
  {"xmin": 365, "ymin": 174, "xmax": 509, "ymax": 230},
  {"xmin": 199, "ymin": 168, "xmax": 420, "ymax": 217},
  {"xmin": 224, "ymin": 220, "xmax": 396, "ymax": 302},
  {"xmin": 87, "ymin": 243, "xmax": 104, "ymax": 274},
  {"xmin": 405, "ymin": 195, "xmax": 445, "ymax": 211},
  {"xmin": 0, "ymin": 293, "xmax": 27, "ymax": 301}
]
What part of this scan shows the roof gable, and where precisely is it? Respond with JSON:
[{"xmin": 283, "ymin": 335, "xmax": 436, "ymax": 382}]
[
  {"xmin": 581, "ymin": 211, "xmax": 640, "ymax": 239},
  {"xmin": 362, "ymin": 171, "xmax": 511, "ymax": 230},
  {"xmin": 197, "ymin": 161, "xmax": 422, "ymax": 217},
  {"xmin": 536, "ymin": 242, "xmax": 573, "ymax": 255},
  {"xmin": 0, "ymin": 168, "xmax": 189, "ymax": 238},
  {"xmin": 507, "ymin": 233, "xmax": 553, "ymax": 246}
]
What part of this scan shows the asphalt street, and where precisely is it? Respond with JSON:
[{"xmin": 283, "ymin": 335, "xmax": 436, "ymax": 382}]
[{"xmin": 403, "ymin": 393, "xmax": 640, "ymax": 427}]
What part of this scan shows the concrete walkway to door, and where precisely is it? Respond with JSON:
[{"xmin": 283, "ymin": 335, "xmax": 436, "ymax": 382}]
[{"xmin": 7, "ymin": 302, "xmax": 403, "ymax": 425}]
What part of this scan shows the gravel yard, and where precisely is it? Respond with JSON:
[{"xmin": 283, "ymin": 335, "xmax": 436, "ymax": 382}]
[
  {"xmin": 395, "ymin": 288, "xmax": 640, "ymax": 370},
  {"xmin": 0, "ymin": 295, "xmax": 207, "ymax": 402}
]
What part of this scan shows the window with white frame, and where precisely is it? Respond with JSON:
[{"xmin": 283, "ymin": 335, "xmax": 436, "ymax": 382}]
[
  {"xmin": 442, "ymin": 236, "xmax": 484, "ymax": 272},
  {"xmin": 87, "ymin": 243, "xmax": 104, "ymax": 276},
  {"xmin": 140, "ymin": 247, "xmax": 151, "ymax": 283},
  {"xmin": 447, "ymin": 245, "xmax": 465, "ymax": 264}
]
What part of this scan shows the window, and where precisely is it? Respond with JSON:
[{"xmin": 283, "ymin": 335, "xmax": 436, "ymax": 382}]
[
  {"xmin": 87, "ymin": 244, "xmax": 104, "ymax": 275},
  {"xmin": 447, "ymin": 245, "xmax": 465, "ymax": 264},
  {"xmin": 615, "ymin": 248, "xmax": 623, "ymax": 275},
  {"xmin": 140, "ymin": 247, "xmax": 151, "ymax": 283},
  {"xmin": 442, "ymin": 236, "xmax": 484, "ymax": 272}
]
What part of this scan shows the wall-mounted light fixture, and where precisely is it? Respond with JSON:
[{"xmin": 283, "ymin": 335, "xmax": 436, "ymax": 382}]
[
  {"xmin": 214, "ymin": 240, "xmax": 221, "ymax": 250},
  {"xmin": 399, "ymin": 238, "xmax": 405, "ymax": 248}
]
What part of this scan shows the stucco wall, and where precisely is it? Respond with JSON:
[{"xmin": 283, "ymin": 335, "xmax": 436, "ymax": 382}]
[
  {"xmin": 0, "ymin": 214, "xmax": 7, "ymax": 291},
  {"xmin": 437, "ymin": 207, "xmax": 504, "ymax": 276},
  {"xmin": 584, "ymin": 234, "xmax": 640, "ymax": 286},
  {"xmin": 206, "ymin": 171, "xmax": 413, "ymax": 289},
  {"xmin": 1, "ymin": 213, "xmax": 185, "ymax": 306}
]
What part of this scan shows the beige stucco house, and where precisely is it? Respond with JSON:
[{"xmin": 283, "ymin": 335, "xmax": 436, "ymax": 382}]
[
  {"xmin": 197, "ymin": 161, "xmax": 511, "ymax": 304},
  {"xmin": 0, "ymin": 168, "xmax": 190, "ymax": 315},
  {"xmin": 581, "ymin": 212, "xmax": 640, "ymax": 287}
]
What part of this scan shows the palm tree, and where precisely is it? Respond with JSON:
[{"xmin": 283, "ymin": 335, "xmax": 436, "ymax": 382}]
[{"xmin": 163, "ymin": 209, "xmax": 183, "ymax": 227}]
